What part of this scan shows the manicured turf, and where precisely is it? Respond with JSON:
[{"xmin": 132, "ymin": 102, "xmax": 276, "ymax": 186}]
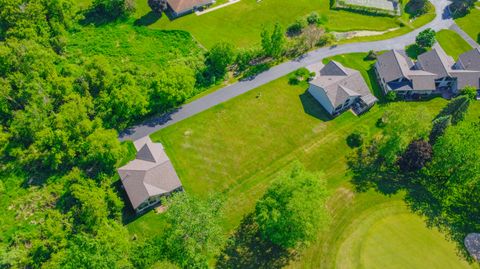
[
  {"xmin": 128, "ymin": 53, "xmax": 479, "ymax": 267},
  {"xmin": 455, "ymin": 3, "xmax": 480, "ymax": 45},
  {"xmin": 290, "ymin": 190, "xmax": 476, "ymax": 269},
  {"xmin": 436, "ymin": 30, "xmax": 473, "ymax": 60},
  {"xmin": 133, "ymin": 0, "xmax": 433, "ymax": 48}
]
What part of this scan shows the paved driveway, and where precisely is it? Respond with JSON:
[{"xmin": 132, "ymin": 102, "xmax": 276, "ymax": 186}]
[{"xmin": 120, "ymin": 0, "xmax": 455, "ymax": 141}]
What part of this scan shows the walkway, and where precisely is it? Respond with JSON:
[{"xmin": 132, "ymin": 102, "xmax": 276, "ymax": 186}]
[
  {"xmin": 120, "ymin": 0, "xmax": 458, "ymax": 141},
  {"xmin": 196, "ymin": 0, "xmax": 241, "ymax": 16}
]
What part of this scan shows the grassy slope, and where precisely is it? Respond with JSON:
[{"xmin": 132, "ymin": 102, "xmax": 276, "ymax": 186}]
[
  {"xmin": 455, "ymin": 3, "xmax": 480, "ymax": 45},
  {"xmin": 436, "ymin": 30, "xmax": 473, "ymax": 60},
  {"xmin": 134, "ymin": 0, "xmax": 430, "ymax": 48},
  {"xmin": 66, "ymin": 23, "xmax": 204, "ymax": 72},
  {"xmin": 131, "ymin": 53, "xmax": 478, "ymax": 267}
]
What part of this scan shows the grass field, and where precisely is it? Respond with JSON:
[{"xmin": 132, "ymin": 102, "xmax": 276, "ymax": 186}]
[
  {"xmin": 127, "ymin": 52, "xmax": 479, "ymax": 267},
  {"xmin": 436, "ymin": 29, "xmax": 473, "ymax": 60},
  {"xmin": 132, "ymin": 0, "xmax": 434, "ymax": 48},
  {"xmin": 455, "ymin": 3, "xmax": 480, "ymax": 45}
]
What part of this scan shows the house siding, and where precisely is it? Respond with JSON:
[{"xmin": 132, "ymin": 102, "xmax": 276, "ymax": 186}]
[{"xmin": 308, "ymin": 84, "xmax": 335, "ymax": 115}]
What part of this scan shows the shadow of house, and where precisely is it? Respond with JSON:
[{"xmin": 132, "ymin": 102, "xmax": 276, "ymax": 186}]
[
  {"xmin": 299, "ymin": 90, "xmax": 332, "ymax": 122},
  {"xmin": 216, "ymin": 215, "xmax": 296, "ymax": 269},
  {"xmin": 135, "ymin": 11, "xmax": 162, "ymax": 26}
]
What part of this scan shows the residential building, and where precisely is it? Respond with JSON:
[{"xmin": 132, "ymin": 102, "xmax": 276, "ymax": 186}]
[
  {"xmin": 167, "ymin": 0, "xmax": 216, "ymax": 18},
  {"xmin": 118, "ymin": 137, "xmax": 182, "ymax": 213},
  {"xmin": 308, "ymin": 61, "xmax": 378, "ymax": 116},
  {"xmin": 375, "ymin": 46, "xmax": 480, "ymax": 98}
]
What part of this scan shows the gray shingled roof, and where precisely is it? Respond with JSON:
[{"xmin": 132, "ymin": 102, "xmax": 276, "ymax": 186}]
[
  {"xmin": 167, "ymin": 0, "xmax": 214, "ymax": 13},
  {"xmin": 450, "ymin": 70, "xmax": 480, "ymax": 89},
  {"xmin": 310, "ymin": 61, "xmax": 376, "ymax": 108},
  {"xmin": 118, "ymin": 138, "xmax": 182, "ymax": 210},
  {"xmin": 417, "ymin": 47, "xmax": 455, "ymax": 79},
  {"xmin": 376, "ymin": 50, "xmax": 414, "ymax": 83},
  {"xmin": 458, "ymin": 48, "xmax": 480, "ymax": 71}
]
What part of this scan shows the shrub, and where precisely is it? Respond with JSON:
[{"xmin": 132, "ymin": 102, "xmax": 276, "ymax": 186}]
[
  {"xmin": 287, "ymin": 18, "xmax": 307, "ymax": 36},
  {"xmin": 365, "ymin": 50, "xmax": 378, "ymax": 60},
  {"xmin": 386, "ymin": 91, "xmax": 397, "ymax": 101},
  {"xmin": 307, "ymin": 12, "xmax": 321, "ymax": 25},
  {"xmin": 460, "ymin": 86, "xmax": 477, "ymax": 100},
  {"xmin": 347, "ymin": 126, "xmax": 369, "ymax": 148}
]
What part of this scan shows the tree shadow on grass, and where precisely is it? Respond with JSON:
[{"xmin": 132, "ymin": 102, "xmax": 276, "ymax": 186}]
[
  {"xmin": 216, "ymin": 214, "xmax": 296, "ymax": 269},
  {"xmin": 299, "ymin": 90, "xmax": 332, "ymax": 122},
  {"xmin": 134, "ymin": 11, "xmax": 162, "ymax": 26}
]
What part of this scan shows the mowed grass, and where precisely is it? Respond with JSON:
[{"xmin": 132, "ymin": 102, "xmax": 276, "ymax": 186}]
[
  {"xmin": 135, "ymin": 0, "xmax": 415, "ymax": 48},
  {"xmin": 436, "ymin": 30, "xmax": 473, "ymax": 60},
  {"xmin": 131, "ymin": 53, "xmax": 477, "ymax": 267},
  {"xmin": 455, "ymin": 3, "xmax": 480, "ymax": 45}
]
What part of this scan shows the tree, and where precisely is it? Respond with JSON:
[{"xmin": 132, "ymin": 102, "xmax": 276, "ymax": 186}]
[
  {"xmin": 261, "ymin": 23, "xmax": 285, "ymax": 58},
  {"xmin": 415, "ymin": 28, "xmax": 436, "ymax": 48},
  {"xmin": 82, "ymin": 128, "xmax": 126, "ymax": 175},
  {"xmin": 460, "ymin": 85, "xmax": 477, "ymax": 100},
  {"xmin": 91, "ymin": 0, "xmax": 136, "ymax": 19},
  {"xmin": 377, "ymin": 103, "xmax": 431, "ymax": 165},
  {"xmin": 254, "ymin": 163, "xmax": 329, "ymax": 249},
  {"xmin": 162, "ymin": 192, "xmax": 225, "ymax": 269},
  {"xmin": 406, "ymin": 0, "xmax": 430, "ymax": 16},
  {"xmin": 204, "ymin": 42, "xmax": 235, "ymax": 83},
  {"xmin": 424, "ymin": 120, "xmax": 480, "ymax": 234},
  {"xmin": 398, "ymin": 139, "xmax": 433, "ymax": 172},
  {"xmin": 148, "ymin": 0, "xmax": 168, "ymax": 14}
]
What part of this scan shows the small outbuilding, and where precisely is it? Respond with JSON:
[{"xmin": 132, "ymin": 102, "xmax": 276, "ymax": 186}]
[{"xmin": 118, "ymin": 137, "xmax": 182, "ymax": 213}]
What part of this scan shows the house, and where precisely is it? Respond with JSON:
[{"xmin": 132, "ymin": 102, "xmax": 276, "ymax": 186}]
[
  {"xmin": 118, "ymin": 137, "xmax": 182, "ymax": 213},
  {"xmin": 308, "ymin": 61, "xmax": 378, "ymax": 116},
  {"xmin": 167, "ymin": 0, "xmax": 215, "ymax": 17},
  {"xmin": 375, "ymin": 49, "xmax": 437, "ymax": 96},
  {"xmin": 375, "ymin": 46, "xmax": 480, "ymax": 98}
]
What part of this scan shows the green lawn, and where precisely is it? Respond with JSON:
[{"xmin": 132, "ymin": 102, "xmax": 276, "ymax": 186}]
[
  {"xmin": 436, "ymin": 30, "xmax": 473, "ymax": 60},
  {"xmin": 455, "ymin": 3, "xmax": 480, "ymax": 45},
  {"xmin": 127, "ymin": 53, "xmax": 478, "ymax": 267},
  {"xmin": 133, "ymin": 0, "xmax": 433, "ymax": 48}
]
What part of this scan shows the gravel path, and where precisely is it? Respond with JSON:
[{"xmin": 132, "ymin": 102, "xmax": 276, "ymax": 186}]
[{"xmin": 120, "ymin": 0, "xmax": 457, "ymax": 141}]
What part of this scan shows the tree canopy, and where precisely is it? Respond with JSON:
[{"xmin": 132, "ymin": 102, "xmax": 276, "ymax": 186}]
[
  {"xmin": 415, "ymin": 28, "xmax": 436, "ymax": 48},
  {"xmin": 254, "ymin": 163, "xmax": 329, "ymax": 249}
]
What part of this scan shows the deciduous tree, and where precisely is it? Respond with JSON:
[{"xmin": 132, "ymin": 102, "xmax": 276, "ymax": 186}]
[{"xmin": 254, "ymin": 163, "xmax": 329, "ymax": 249}]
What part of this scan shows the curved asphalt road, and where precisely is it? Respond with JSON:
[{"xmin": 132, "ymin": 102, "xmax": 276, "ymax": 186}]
[{"xmin": 120, "ymin": 0, "xmax": 457, "ymax": 141}]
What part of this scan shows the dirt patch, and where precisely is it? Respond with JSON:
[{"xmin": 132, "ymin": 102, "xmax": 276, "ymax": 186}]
[{"xmin": 333, "ymin": 27, "xmax": 399, "ymax": 40}]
